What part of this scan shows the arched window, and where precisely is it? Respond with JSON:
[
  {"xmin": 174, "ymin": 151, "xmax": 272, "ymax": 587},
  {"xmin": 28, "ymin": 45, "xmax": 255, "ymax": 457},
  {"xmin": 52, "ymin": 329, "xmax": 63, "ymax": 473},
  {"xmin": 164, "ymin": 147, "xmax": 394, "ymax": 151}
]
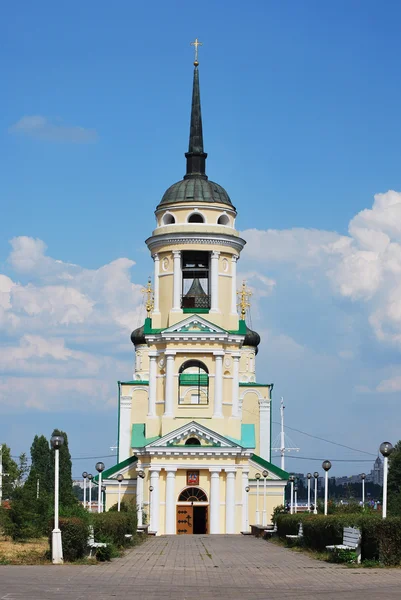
[
  {"xmin": 178, "ymin": 360, "xmax": 209, "ymax": 405},
  {"xmin": 217, "ymin": 214, "xmax": 229, "ymax": 225},
  {"xmin": 185, "ymin": 437, "xmax": 201, "ymax": 446},
  {"xmin": 162, "ymin": 212, "xmax": 175, "ymax": 225},
  {"xmin": 188, "ymin": 212, "xmax": 205, "ymax": 223},
  {"xmin": 178, "ymin": 487, "xmax": 208, "ymax": 502}
]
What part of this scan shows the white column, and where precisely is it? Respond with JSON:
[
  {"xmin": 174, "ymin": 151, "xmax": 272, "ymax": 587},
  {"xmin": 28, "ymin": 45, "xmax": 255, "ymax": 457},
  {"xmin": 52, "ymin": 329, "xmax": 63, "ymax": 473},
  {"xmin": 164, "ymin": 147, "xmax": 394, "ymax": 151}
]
[
  {"xmin": 118, "ymin": 395, "xmax": 132, "ymax": 463},
  {"xmin": 213, "ymin": 352, "xmax": 224, "ymax": 418},
  {"xmin": 148, "ymin": 353, "xmax": 157, "ymax": 417},
  {"xmin": 136, "ymin": 470, "xmax": 144, "ymax": 526},
  {"xmin": 225, "ymin": 470, "xmax": 236, "ymax": 534},
  {"xmin": 210, "ymin": 469, "xmax": 221, "ymax": 534},
  {"xmin": 150, "ymin": 469, "xmax": 160, "ymax": 533},
  {"xmin": 210, "ymin": 251, "xmax": 220, "ymax": 312},
  {"xmin": 165, "ymin": 468, "xmax": 177, "ymax": 534},
  {"xmin": 231, "ymin": 354, "xmax": 240, "ymax": 417},
  {"xmin": 172, "ymin": 250, "xmax": 181, "ymax": 311},
  {"xmin": 259, "ymin": 399, "xmax": 271, "ymax": 461},
  {"xmin": 153, "ymin": 253, "xmax": 160, "ymax": 313},
  {"xmin": 242, "ymin": 470, "xmax": 249, "ymax": 532},
  {"xmin": 231, "ymin": 254, "xmax": 238, "ymax": 314},
  {"xmin": 164, "ymin": 352, "xmax": 175, "ymax": 416}
]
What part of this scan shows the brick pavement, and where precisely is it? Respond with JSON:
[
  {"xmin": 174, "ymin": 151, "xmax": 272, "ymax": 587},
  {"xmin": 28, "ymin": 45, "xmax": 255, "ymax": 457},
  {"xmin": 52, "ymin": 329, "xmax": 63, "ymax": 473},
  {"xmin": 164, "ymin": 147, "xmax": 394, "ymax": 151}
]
[{"xmin": 1, "ymin": 535, "xmax": 401, "ymax": 600}]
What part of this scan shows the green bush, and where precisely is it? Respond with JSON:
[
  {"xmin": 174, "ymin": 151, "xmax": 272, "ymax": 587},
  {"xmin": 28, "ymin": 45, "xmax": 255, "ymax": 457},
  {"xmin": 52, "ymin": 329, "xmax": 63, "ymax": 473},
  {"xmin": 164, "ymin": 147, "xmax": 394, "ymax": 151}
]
[
  {"xmin": 55, "ymin": 517, "xmax": 89, "ymax": 562},
  {"xmin": 92, "ymin": 512, "xmax": 134, "ymax": 548}
]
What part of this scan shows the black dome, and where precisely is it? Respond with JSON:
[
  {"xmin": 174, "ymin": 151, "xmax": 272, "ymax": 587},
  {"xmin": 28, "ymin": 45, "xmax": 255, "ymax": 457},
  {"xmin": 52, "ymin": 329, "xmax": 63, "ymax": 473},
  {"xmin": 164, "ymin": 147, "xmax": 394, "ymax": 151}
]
[
  {"xmin": 131, "ymin": 324, "xmax": 146, "ymax": 346},
  {"xmin": 158, "ymin": 177, "xmax": 233, "ymax": 208},
  {"xmin": 244, "ymin": 325, "xmax": 261, "ymax": 350}
]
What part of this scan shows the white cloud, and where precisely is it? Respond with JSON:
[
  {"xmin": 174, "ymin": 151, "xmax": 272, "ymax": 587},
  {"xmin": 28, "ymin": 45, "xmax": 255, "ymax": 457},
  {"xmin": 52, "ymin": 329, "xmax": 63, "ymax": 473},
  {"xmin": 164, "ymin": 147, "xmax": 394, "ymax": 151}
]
[{"xmin": 9, "ymin": 116, "xmax": 98, "ymax": 143}]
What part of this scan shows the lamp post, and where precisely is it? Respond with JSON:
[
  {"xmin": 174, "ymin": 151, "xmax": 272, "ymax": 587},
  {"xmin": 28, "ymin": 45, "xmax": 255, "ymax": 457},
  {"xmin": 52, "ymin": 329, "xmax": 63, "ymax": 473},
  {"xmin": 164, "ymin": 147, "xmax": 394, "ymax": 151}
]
[
  {"xmin": 245, "ymin": 485, "xmax": 250, "ymax": 532},
  {"xmin": 262, "ymin": 470, "xmax": 268, "ymax": 526},
  {"xmin": 322, "ymin": 460, "xmax": 332, "ymax": 516},
  {"xmin": 294, "ymin": 484, "xmax": 298, "ymax": 514},
  {"xmin": 137, "ymin": 470, "xmax": 145, "ymax": 525},
  {"xmin": 95, "ymin": 462, "xmax": 105, "ymax": 513},
  {"xmin": 255, "ymin": 473, "xmax": 261, "ymax": 523},
  {"xmin": 289, "ymin": 476, "xmax": 295, "ymax": 514},
  {"xmin": 50, "ymin": 434, "xmax": 64, "ymax": 565},
  {"xmin": 102, "ymin": 485, "xmax": 106, "ymax": 513},
  {"xmin": 117, "ymin": 474, "xmax": 124, "ymax": 512},
  {"xmin": 149, "ymin": 485, "xmax": 154, "ymax": 530},
  {"xmin": 307, "ymin": 473, "xmax": 312, "ymax": 512},
  {"xmin": 82, "ymin": 471, "xmax": 88, "ymax": 509},
  {"xmin": 313, "ymin": 472, "xmax": 319, "ymax": 514},
  {"xmin": 87, "ymin": 473, "xmax": 93, "ymax": 511},
  {"xmin": 380, "ymin": 442, "xmax": 394, "ymax": 519},
  {"xmin": 361, "ymin": 473, "xmax": 366, "ymax": 507}
]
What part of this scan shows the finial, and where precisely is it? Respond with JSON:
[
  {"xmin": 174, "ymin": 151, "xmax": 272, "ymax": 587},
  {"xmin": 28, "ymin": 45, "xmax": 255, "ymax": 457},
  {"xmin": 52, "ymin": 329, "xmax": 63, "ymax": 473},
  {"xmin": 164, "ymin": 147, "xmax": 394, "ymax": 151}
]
[
  {"xmin": 142, "ymin": 277, "xmax": 154, "ymax": 317},
  {"xmin": 237, "ymin": 281, "xmax": 252, "ymax": 320},
  {"xmin": 190, "ymin": 37, "xmax": 203, "ymax": 66}
]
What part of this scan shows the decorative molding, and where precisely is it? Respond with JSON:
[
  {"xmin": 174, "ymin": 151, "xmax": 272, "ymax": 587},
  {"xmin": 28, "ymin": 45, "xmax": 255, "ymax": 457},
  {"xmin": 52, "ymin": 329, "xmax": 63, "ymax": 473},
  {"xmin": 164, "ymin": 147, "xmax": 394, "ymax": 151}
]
[
  {"xmin": 120, "ymin": 395, "xmax": 132, "ymax": 409},
  {"xmin": 146, "ymin": 233, "xmax": 246, "ymax": 254}
]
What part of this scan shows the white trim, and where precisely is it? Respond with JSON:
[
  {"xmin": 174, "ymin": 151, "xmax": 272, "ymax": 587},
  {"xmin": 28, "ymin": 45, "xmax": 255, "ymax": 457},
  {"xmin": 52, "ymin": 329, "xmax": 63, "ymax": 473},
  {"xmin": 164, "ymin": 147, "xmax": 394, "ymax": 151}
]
[
  {"xmin": 155, "ymin": 202, "xmax": 237, "ymax": 216},
  {"xmin": 146, "ymin": 232, "xmax": 246, "ymax": 254}
]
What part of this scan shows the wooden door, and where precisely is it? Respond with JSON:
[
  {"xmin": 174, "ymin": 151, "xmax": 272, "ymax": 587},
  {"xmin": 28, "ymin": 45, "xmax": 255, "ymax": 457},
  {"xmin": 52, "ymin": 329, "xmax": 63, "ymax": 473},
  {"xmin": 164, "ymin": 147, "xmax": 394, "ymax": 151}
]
[{"xmin": 177, "ymin": 506, "xmax": 193, "ymax": 534}]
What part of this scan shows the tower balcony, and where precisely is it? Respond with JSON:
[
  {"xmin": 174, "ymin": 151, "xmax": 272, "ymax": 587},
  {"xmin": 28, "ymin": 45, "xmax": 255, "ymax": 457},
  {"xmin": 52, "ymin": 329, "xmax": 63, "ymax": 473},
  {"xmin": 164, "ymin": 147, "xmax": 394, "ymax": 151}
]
[{"xmin": 181, "ymin": 294, "xmax": 211, "ymax": 310}]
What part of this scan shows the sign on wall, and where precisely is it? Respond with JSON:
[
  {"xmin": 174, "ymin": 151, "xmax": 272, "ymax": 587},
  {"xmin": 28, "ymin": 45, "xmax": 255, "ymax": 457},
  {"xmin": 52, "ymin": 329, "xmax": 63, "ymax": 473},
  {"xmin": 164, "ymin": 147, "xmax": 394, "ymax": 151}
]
[{"xmin": 187, "ymin": 470, "xmax": 199, "ymax": 486}]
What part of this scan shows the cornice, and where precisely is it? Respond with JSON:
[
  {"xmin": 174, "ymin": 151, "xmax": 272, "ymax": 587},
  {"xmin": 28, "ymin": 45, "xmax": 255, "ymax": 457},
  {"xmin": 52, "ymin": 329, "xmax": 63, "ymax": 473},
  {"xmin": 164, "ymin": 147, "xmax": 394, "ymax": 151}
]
[{"xmin": 145, "ymin": 232, "xmax": 246, "ymax": 254}]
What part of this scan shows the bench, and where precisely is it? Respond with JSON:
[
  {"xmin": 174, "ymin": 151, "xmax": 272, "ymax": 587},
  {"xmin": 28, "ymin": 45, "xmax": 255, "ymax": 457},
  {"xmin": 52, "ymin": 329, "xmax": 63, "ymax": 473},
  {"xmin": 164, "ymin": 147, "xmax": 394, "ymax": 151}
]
[
  {"xmin": 88, "ymin": 526, "xmax": 108, "ymax": 557},
  {"xmin": 251, "ymin": 524, "xmax": 266, "ymax": 538},
  {"xmin": 326, "ymin": 527, "xmax": 361, "ymax": 564},
  {"xmin": 286, "ymin": 522, "xmax": 303, "ymax": 542},
  {"xmin": 137, "ymin": 524, "xmax": 149, "ymax": 535},
  {"xmin": 263, "ymin": 524, "xmax": 277, "ymax": 539}
]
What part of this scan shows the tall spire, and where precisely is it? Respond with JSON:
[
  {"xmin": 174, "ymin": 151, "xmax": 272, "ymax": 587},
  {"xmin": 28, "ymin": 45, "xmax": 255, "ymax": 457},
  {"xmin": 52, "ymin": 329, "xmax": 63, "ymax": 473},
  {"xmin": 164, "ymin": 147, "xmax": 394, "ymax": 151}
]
[{"xmin": 185, "ymin": 40, "xmax": 208, "ymax": 180}]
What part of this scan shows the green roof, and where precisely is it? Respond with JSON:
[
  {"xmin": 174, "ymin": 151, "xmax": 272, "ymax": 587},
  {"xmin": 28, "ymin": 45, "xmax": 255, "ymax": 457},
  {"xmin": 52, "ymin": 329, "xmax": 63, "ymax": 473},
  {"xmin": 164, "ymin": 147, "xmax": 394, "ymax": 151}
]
[
  {"xmin": 227, "ymin": 424, "xmax": 255, "ymax": 449},
  {"xmin": 143, "ymin": 316, "xmax": 247, "ymax": 337},
  {"xmin": 119, "ymin": 380, "xmax": 149, "ymax": 385},
  {"xmin": 251, "ymin": 453, "xmax": 289, "ymax": 480},
  {"xmin": 239, "ymin": 382, "xmax": 272, "ymax": 388},
  {"xmin": 93, "ymin": 455, "xmax": 138, "ymax": 483},
  {"xmin": 131, "ymin": 423, "xmax": 160, "ymax": 448}
]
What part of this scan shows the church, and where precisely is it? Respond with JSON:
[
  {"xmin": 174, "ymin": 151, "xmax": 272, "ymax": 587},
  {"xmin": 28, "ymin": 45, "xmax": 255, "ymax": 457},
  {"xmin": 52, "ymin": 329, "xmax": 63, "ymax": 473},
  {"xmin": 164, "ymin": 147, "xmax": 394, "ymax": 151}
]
[{"xmin": 100, "ymin": 43, "xmax": 289, "ymax": 534}]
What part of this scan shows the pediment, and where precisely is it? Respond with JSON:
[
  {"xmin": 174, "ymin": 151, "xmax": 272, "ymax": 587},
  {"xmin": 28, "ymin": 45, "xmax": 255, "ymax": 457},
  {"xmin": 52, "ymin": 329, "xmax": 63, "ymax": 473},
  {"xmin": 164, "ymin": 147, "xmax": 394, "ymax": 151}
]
[
  {"xmin": 162, "ymin": 315, "xmax": 227, "ymax": 336},
  {"xmin": 145, "ymin": 421, "xmax": 242, "ymax": 449}
]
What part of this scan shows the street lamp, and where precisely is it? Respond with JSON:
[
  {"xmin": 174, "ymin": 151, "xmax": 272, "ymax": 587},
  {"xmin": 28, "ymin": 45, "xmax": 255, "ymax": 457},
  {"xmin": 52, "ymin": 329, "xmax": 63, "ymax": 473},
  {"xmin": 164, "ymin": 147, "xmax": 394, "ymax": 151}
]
[
  {"xmin": 307, "ymin": 473, "xmax": 312, "ymax": 512},
  {"xmin": 87, "ymin": 473, "xmax": 93, "ymax": 511},
  {"xmin": 50, "ymin": 434, "xmax": 64, "ymax": 565},
  {"xmin": 102, "ymin": 485, "xmax": 106, "ymax": 512},
  {"xmin": 245, "ymin": 485, "xmax": 250, "ymax": 532},
  {"xmin": 380, "ymin": 442, "xmax": 394, "ymax": 519},
  {"xmin": 95, "ymin": 462, "xmax": 105, "ymax": 513},
  {"xmin": 255, "ymin": 473, "xmax": 261, "ymax": 523},
  {"xmin": 262, "ymin": 470, "xmax": 268, "ymax": 526},
  {"xmin": 361, "ymin": 473, "xmax": 366, "ymax": 507},
  {"xmin": 137, "ymin": 470, "xmax": 145, "ymax": 525},
  {"xmin": 289, "ymin": 476, "xmax": 295, "ymax": 514},
  {"xmin": 82, "ymin": 471, "xmax": 88, "ymax": 509},
  {"xmin": 149, "ymin": 485, "xmax": 154, "ymax": 530},
  {"xmin": 313, "ymin": 472, "xmax": 319, "ymax": 514},
  {"xmin": 322, "ymin": 460, "xmax": 332, "ymax": 516},
  {"xmin": 117, "ymin": 474, "xmax": 124, "ymax": 512},
  {"xmin": 294, "ymin": 484, "xmax": 298, "ymax": 514}
]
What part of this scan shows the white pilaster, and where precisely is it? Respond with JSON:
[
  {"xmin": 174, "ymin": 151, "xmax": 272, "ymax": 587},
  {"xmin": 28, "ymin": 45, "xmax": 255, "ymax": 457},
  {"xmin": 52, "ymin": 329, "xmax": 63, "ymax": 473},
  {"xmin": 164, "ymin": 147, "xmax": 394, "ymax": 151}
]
[
  {"xmin": 259, "ymin": 399, "xmax": 271, "ymax": 461},
  {"xmin": 148, "ymin": 353, "xmax": 157, "ymax": 417},
  {"xmin": 164, "ymin": 352, "xmax": 176, "ymax": 416},
  {"xmin": 213, "ymin": 352, "xmax": 224, "ymax": 418},
  {"xmin": 165, "ymin": 468, "xmax": 177, "ymax": 535},
  {"xmin": 231, "ymin": 354, "xmax": 240, "ymax": 417},
  {"xmin": 150, "ymin": 469, "xmax": 160, "ymax": 533},
  {"xmin": 210, "ymin": 468, "xmax": 221, "ymax": 534},
  {"xmin": 225, "ymin": 470, "xmax": 236, "ymax": 534},
  {"xmin": 136, "ymin": 469, "xmax": 144, "ymax": 526},
  {"xmin": 210, "ymin": 251, "xmax": 220, "ymax": 312},
  {"xmin": 153, "ymin": 253, "xmax": 160, "ymax": 313},
  {"xmin": 231, "ymin": 254, "xmax": 238, "ymax": 314},
  {"xmin": 172, "ymin": 250, "xmax": 182, "ymax": 311},
  {"xmin": 242, "ymin": 470, "xmax": 249, "ymax": 532},
  {"xmin": 118, "ymin": 394, "xmax": 132, "ymax": 462}
]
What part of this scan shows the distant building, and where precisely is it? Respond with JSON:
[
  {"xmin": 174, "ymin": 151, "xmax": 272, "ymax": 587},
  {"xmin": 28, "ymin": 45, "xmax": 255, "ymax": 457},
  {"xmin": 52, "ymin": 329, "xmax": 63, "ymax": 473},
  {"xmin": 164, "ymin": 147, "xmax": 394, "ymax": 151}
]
[{"xmin": 368, "ymin": 456, "xmax": 383, "ymax": 486}]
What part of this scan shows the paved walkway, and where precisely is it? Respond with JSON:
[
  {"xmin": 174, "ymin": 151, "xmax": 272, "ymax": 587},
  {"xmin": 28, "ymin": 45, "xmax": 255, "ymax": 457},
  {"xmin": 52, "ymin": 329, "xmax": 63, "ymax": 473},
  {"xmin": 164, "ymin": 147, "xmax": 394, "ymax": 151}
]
[{"xmin": 1, "ymin": 535, "xmax": 401, "ymax": 599}]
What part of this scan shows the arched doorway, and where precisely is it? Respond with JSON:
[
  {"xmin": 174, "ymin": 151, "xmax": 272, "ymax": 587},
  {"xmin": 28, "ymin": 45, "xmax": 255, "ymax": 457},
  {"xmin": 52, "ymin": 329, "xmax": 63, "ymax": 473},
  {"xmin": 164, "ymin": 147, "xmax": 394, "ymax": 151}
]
[{"xmin": 176, "ymin": 487, "xmax": 208, "ymax": 535}]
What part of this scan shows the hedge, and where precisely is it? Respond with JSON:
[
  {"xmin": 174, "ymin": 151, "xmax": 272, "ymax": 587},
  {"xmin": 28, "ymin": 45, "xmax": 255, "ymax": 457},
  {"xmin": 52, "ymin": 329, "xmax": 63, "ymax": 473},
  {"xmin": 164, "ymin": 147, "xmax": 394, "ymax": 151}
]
[
  {"xmin": 52, "ymin": 517, "xmax": 89, "ymax": 562},
  {"xmin": 92, "ymin": 512, "xmax": 136, "ymax": 547},
  {"xmin": 275, "ymin": 513, "xmax": 401, "ymax": 565}
]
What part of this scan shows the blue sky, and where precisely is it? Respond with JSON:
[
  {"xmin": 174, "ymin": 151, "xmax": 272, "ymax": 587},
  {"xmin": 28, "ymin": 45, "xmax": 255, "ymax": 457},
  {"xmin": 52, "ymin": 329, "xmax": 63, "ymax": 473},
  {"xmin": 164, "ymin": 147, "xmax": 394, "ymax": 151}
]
[{"xmin": 2, "ymin": 0, "xmax": 401, "ymax": 477}]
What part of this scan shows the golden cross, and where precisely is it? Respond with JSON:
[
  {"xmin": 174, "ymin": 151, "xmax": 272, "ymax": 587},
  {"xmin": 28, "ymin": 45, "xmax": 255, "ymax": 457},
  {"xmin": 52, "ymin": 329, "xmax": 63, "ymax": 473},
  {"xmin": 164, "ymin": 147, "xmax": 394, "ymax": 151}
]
[
  {"xmin": 142, "ymin": 277, "xmax": 154, "ymax": 317},
  {"xmin": 237, "ymin": 281, "xmax": 252, "ymax": 320},
  {"xmin": 190, "ymin": 38, "xmax": 203, "ymax": 66}
]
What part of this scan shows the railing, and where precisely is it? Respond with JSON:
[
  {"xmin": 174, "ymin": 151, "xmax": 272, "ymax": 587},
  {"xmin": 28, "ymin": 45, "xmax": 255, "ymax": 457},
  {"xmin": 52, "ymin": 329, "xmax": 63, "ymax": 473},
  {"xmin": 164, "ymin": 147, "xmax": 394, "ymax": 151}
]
[{"xmin": 181, "ymin": 295, "xmax": 211, "ymax": 309}]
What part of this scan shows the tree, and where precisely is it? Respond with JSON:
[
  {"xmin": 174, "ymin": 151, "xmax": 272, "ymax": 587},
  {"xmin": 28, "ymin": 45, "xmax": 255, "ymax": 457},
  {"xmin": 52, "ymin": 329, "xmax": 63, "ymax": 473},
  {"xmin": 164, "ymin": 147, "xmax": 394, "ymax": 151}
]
[
  {"xmin": 0, "ymin": 444, "xmax": 19, "ymax": 500},
  {"xmin": 24, "ymin": 435, "xmax": 52, "ymax": 499},
  {"xmin": 387, "ymin": 440, "xmax": 401, "ymax": 515},
  {"xmin": 17, "ymin": 453, "xmax": 29, "ymax": 486},
  {"xmin": 50, "ymin": 429, "xmax": 77, "ymax": 508}
]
